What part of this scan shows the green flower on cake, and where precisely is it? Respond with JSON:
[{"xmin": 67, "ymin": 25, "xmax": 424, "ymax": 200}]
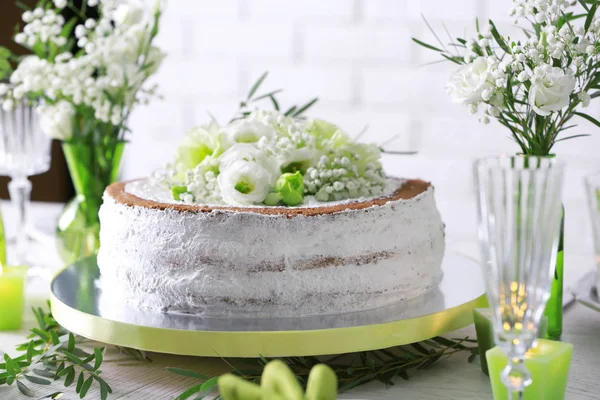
[
  {"xmin": 175, "ymin": 123, "xmax": 225, "ymax": 171},
  {"xmin": 265, "ymin": 171, "xmax": 305, "ymax": 206},
  {"xmin": 163, "ymin": 110, "xmax": 386, "ymax": 206}
]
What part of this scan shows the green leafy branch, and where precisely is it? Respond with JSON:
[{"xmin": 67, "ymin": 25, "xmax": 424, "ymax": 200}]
[
  {"xmin": 0, "ymin": 302, "xmax": 149, "ymax": 399},
  {"xmin": 230, "ymin": 71, "xmax": 319, "ymax": 123},
  {"xmin": 168, "ymin": 336, "xmax": 479, "ymax": 399},
  {"xmin": 0, "ymin": 302, "xmax": 111, "ymax": 399}
]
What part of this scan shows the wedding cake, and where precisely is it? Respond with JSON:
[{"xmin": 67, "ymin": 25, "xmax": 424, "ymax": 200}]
[{"xmin": 97, "ymin": 111, "xmax": 445, "ymax": 317}]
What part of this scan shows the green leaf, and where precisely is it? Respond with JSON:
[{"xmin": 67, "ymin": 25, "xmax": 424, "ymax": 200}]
[
  {"xmin": 17, "ymin": 380, "xmax": 35, "ymax": 397},
  {"xmin": 175, "ymin": 383, "xmax": 205, "ymax": 400},
  {"xmin": 100, "ymin": 381, "xmax": 109, "ymax": 400},
  {"xmin": 24, "ymin": 374, "xmax": 52, "ymax": 385},
  {"xmin": 93, "ymin": 348, "xmax": 104, "ymax": 371},
  {"xmin": 68, "ymin": 333, "xmax": 75, "ymax": 353},
  {"xmin": 585, "ymin": 3, "xmax": 598, "ymax": 32},
  {"xmin": 269, "ymin": 94, "xmax": 280, "ymax": 111},
  {"xmin": 489, "ymin": 20, "xmax": 511, "ymax": 54},
  {"xmin": 283, "ymin": 105, "xmax": 297, "ymax": 116},
  {"xmin": 199, "ymin": 376, "xmax": 219, "ymax": 392},
  {"xmin": 26, "ymin": 341, "xmax": 34, "ymax": 363},
  {"xmin": 247, "ymin": 71, "xmax": 268, "ymax": 100},
  {"xmin": 0, "ymin": 46, "xmax": 11, "ymax": 59},
  {"xmin": 166, "ymin": 367, "xmax": 208, "ymax": 380},
  {"xmin": 33, "ymin": 368, "xmax": 56, "ymax": 379},
  {"xmin": 76, "ymin": 372, "xmax": 85, "ymax": 393},
  {"xmin": 50, "ymin": 331, "xmax": 60, "ymax": 346},
  {"xmin": 579, "ymin": 0, "xmax": 590, "ymax": 12},
  {"xmin": 411, "ymin": 38, "xmax": 444, "ymax": 52},
  {"xmin": 31, "ymin": 328, "xmax": 51, "ymax": 341},
  {"xmin": 574, "ymin": 111, "xmax": 600, "ymax": 128},
  {"xmin": 80, "ymin": 376, "xmax": 93, "ymax": 398},
  {"xmin": 292, "ymin": 97, "xmax": 318, "ymax": 117},
  {"xmin": 64, "ymin": 367, "xmax": 75, "ymax": 387}
]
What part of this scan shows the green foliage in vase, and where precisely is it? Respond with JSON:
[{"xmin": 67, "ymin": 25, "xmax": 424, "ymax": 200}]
[
  {"xmin": 414, "ymin": 0, "xmax": 600, "ymax": 156},
  {"xmin": 168, "ymin": 337, "xmax": 479, "ymax": 400}
]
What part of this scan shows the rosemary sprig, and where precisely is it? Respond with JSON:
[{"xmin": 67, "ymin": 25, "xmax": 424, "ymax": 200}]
[
  {"xmin": 169, "ymin": 336, "xmax": 479, "ymax": 399},
  {"xmin": 230, "ymin": 71, "xmax": 319, "ymax": 123}
]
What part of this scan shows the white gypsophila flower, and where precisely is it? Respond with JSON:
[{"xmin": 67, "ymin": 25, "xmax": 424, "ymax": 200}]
[
  {"xmin": 578, "ymin": 91, "xmax": 591, "ymax": 107},
  {"xmin": 479, "ymin": 116, "xmax": 490, "ymax": 125},
  {"xmin": 0, "ymin": 84, "xmax": 10, "ymax": 96},
  {"xmin": 39, "ymin": 101, "xmax": 75, "ymax": 140},
  {"xmin": 53, "ymin": 0, "xmax": 67, "ymax": 9},
  {"xmin": 446, "ymin": 57, "xmax": 493, "ymax": 104},
  {"xmin": 114, "ymin": 0, "xmax": 146, "ymax": 26},
  {"xmin": 2, "ymin": 99, "xmax": 14, "ymax": 112},
  {"xmin": 528, "ymin": 66, "xmax": 575, "ymax": 116},
  {"xmin": 218, "ymin": 159, "xmax": 273, "ymax": 205}
]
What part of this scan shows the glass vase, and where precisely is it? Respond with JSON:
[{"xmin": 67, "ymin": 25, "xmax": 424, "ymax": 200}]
[
  {"xmin": 474, "ymin": 155, "xmax": 565, "ymax": 399},
  {"xmin": 56, "ymin": 140, "xmax": 125, "ymax": 264}
]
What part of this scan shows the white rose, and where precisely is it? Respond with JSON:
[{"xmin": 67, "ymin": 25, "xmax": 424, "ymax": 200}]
[
  {"xmin": 219, "ymin": 143, "xmax": 279, "ymax": 184},
  {"xmin": 218, "ymin": 160, "xmax": 273, "ymax": 205},
  {"xmin": 39, "ymin": 101, "xmax": 75, "ymax": 140},
  {"xmin": 224, "ymin": 119, "xmax": 276, "ymax": 146},
  {"xmin": 528, "ymin": 68, "xmax": 575, "ymax": 116},
  {"xmin": 114, "ymin": 1, "xmax": 145, "ymax": 26},
  {"xmin": 446, "ymin": 57, "xmax": 493, "ymax": 104}
]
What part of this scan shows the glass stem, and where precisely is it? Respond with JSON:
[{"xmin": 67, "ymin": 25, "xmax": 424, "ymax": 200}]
[
  {"xmin": 501, "ymin": 355, "xmax": 531, "ymax": 400},
  {"xmin": 8, "ymin": 176, "xmax": 32, "ymax": 263}
]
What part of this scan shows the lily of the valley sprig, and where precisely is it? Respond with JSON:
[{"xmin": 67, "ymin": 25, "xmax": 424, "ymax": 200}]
[{"xmin": 414, "ymin": 0, "xmax": 600, "ymax": 155}]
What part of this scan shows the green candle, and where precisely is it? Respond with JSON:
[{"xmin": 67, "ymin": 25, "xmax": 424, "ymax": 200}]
[
  {"xmin": 0, "ymin": 266, "xmax": 28, "ymax": 330},
  {"xmin": 473, "ymin": 308, "xmax": 547, "ymax": 375},
  {"xmin": 486, "ymin": 339, "xmax": 573, "ymax": 400}
]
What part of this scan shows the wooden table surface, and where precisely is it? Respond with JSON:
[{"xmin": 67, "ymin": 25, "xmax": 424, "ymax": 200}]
[{"xmin": 1, "ymin": 203, "xmax": 599, "ymax": 400}]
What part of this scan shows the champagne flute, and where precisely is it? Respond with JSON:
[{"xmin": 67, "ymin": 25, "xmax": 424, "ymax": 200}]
[
  {"xmin": 474, "ymin": 155, "xmax": 564, "ymax": 399},
  {"xmin": 0, "ymin": 102, "xmax": 51, "ymax": 265}
]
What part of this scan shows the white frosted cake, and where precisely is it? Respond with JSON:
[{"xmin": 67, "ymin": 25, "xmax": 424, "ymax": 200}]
[
  {"xmin": 98, "ymin": 178, "xmax": 445, "ymax": 317},
  {"xmin": 97, "ymin": 109, "xmax": 445, "ymax": 317}
]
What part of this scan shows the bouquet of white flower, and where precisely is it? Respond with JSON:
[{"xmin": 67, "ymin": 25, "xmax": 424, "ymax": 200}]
[
  {"xmin": 0, "ymin": 0, "xmax": 164, "ymax": 141},
  {"xmin": 0, "ymin": 0, "xmax": 165, "ymax": 262},
  {"xmin": 161, "ymin": 73, "xmax": 386, "ymax": 207},
  {"xmin": 414, "ymin": 0, "xmax": 599, "ymax": 155}
]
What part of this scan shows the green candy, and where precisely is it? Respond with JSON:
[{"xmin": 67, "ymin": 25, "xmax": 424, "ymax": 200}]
[
  {"xmin": 218, "ymin": 374, "xmax": 265, "ymax": 400},
  {"xmin": 261, "ymin": 360, "xmax": 304, "ymax": 400},
  {"xmin": 305, "ymin": 364, "xmax": 337, "ymax": 400}
]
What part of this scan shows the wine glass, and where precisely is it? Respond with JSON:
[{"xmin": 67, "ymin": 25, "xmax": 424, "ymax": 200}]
[
  {"xmin": 0, "ymin": 102, "xmax": 52, "ymax": 265},
  {"xmin": 585, "ymin": 172, "xmax": 600, "ymax": 292},
  {"xmin": 474, "ymin": 155, "xmax": 565, "ymax": 399}
]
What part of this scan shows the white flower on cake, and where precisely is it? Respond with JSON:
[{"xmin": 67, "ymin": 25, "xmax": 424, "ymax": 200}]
[
  {"xmin": 446, "ymin": 57, "xmax": 492, "ymax": 104},
  {"xmin": 39, "ymin": 101, "xmax": 75, "ymax": 140},
  {"xmin": 528, "ymin": 66, "xmax": 575, "ymax": 116},
  {"xmin": 224, "ymin": 119, "xmax": 277, "ymax": 146},
  {"xmin": 159, "ymin": 109, "xmax": 387, "ymax": 207},
  {"xmin": 219, "ymin": 159, "xmax": 274, "ymax": 205}
]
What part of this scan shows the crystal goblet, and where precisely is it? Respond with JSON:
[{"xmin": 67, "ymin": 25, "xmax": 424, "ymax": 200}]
[
  {"xmin": 585, "ymin": 172, "xmax": 600, "ymax": 291},
  {"xmin": 0, "ymin": 103, "xmax": 51, "ymax": 264},
  {"xmin": 474, "ymin": 155, "xmax": 565, "ymax": 399}
]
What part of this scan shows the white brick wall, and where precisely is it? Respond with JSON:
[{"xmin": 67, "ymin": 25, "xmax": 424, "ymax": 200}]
[{"xmin": 127, "ymin": 0, "xmax": 600, "ymax": 285}]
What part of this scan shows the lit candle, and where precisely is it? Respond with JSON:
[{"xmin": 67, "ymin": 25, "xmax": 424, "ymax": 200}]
[
  {"xmin": 486, "ymin": 339, "xmax": 572, "ymax": 400},
  {"xmin": 473, "ymin": 308, "xmax": 548, "ymax": 375},
  {"xmin": 0, "ymin": 265, "xmax": 28, "ymax": 331}
]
